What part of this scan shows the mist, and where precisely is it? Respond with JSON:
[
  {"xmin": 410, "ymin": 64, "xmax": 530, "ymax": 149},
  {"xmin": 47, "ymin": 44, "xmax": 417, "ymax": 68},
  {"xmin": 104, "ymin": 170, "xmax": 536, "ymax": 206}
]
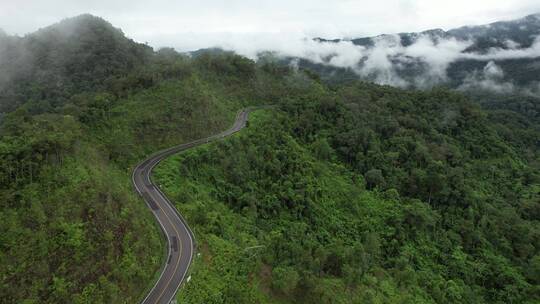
[
  {"xmin": 2, "ymin": 5, "xmax": 539, "ymax": 95},
  {"xmin": 459, "ymin": 61, "xmax": 516, "ymax": 94},
  {"xmin": 197, "ymin": 29, "xmax": 539, "ymax": 95}
]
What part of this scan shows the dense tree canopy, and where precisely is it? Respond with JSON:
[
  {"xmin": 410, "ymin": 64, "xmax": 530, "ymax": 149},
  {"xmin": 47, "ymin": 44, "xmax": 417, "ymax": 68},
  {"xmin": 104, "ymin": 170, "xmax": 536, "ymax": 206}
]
[
  {"xmin": 1, "ymin": 14, "xmax": 538, "ymax": 304},
  {"xmin": 155, "ymin": 81, "xmax": 539, "ymax": 303}
]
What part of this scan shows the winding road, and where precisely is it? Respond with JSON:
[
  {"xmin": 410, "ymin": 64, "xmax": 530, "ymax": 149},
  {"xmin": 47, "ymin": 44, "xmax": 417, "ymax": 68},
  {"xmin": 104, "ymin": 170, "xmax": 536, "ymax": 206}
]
[{"xmin": 133, "ymin": 109, "xmax": 251, "ymax": 304}]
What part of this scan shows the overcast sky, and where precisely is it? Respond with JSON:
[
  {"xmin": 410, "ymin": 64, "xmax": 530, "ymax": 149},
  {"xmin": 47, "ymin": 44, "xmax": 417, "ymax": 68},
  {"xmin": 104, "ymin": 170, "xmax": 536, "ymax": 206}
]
[{"xmin": 1, "ymin": 0, "xmax": 539, "ymax": 51}]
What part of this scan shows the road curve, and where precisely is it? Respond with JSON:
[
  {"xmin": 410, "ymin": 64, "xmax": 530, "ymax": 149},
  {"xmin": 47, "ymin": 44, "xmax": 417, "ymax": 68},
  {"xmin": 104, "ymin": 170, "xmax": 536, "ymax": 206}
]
[{"xmin": 133, "ymin": 109, "xmax": 251, "ymax": 304}]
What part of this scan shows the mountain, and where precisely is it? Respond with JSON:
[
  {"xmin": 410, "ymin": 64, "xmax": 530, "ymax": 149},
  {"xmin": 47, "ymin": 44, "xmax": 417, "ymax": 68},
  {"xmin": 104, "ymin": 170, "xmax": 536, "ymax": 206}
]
[
  {"xmin": 448, "ymin": 13, "xmax": 540, "ymax": 50},
  {"xmin": 0, "ymin": 14, "xmax": 539, "ymax": 304},
  {"xmin": 0, "ymin": 14, "xmax": 153, "ymax": 112},
  {"xmin": 154, "ymin": 82, "xmax": 540, "ymax": 303},
  {"xmin": 337, "ymin": 13, "xmax": 540, "ymax": 50},
  {"xmin": 285, "ymin": 14, "xmax": 540, "ymax": 93}
]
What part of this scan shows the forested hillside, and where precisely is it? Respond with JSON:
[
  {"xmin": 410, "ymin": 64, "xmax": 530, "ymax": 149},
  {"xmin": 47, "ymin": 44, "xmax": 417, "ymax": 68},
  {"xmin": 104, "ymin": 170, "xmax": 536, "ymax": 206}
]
[
  {"xmin": 0, "ymin": 14, "xmax": 153, "ymax": 113},
  {"xmin": 155, "ymin": 83, "xmax": 539, "ymax": 303},
  {"xmin": 1, "ymin": 14, "xmax": 539, "ymax": 304},
  {"xmin": 0, "ymin": 15, "xmax": 289, "ymax": 303}
]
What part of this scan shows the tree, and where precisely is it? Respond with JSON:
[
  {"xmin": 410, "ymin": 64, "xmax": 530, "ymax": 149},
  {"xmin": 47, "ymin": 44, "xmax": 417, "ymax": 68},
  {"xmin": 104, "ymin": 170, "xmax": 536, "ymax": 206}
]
[
  {"xmin": 365, "ymin": 169, "xmax": 385, "ymax": 189},
  {"xmin": 312, "ymin": 138, "xmax": 334, "ymax": 161},
  {"xmin": 272, "ymin": 266, "xmax": 300, "ymax": 295}
]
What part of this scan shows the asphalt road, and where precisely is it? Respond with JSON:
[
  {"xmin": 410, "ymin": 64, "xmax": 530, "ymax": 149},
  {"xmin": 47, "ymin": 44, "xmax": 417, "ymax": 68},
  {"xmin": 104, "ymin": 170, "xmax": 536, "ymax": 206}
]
[{"xmin": 133, "ymin": 109, "xmax": 251, "ymax": 304}]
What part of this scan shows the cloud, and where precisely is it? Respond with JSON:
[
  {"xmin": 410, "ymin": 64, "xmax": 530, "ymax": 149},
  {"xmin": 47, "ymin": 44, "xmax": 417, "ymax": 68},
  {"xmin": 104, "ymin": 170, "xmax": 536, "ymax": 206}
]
[
  {"xmin": 2, "ymin": 1, "xmax": 538, "ymax": 93},
  {"xmin": 504, "ymin": 39, "xmax": 521, "ymax": 49},
  {"xmin": 2, "ymin": 1, "xmax": 540, "ymax": 45},
  {"xmin": 461, "ymin": 36, "xmax": 540, "ymax": 60},
  {"xmin": 483, "ymin": 61, "xmax": 505, "ymax": 78},
  {"xmin": 404, "ymin": 36, "xmax": 472, "ymax": 81},
  {"xmin": 355, "ymin": 35, "xmax": 408, "ymax": 86},
  {"xmin": 215, "ymin": 31, "xmax": 539, "ymax": 90},
  {"xmin": 459, "ymin": 61, "xmax": 516, "ymax": 93}
]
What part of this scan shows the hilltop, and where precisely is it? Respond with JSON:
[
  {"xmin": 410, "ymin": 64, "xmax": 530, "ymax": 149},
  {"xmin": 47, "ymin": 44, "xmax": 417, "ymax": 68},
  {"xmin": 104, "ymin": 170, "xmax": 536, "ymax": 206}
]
[{"xmin": 0, "ymin": 14, "xmax": 152, "ymax": 112}]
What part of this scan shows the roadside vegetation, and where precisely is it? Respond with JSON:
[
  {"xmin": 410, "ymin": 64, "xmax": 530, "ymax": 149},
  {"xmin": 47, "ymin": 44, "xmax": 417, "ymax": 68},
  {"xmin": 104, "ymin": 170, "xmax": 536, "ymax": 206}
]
[
  {"xmin": 0, "ymin": 16, "xmax": 273, "ymax": 303},
  {"xmin": 155, "ymin": 85, "xmax": 539, "ymax": 303},
  {"xmin": 1, "ymin": 14, "xmax": 538, "ymax": 303}
]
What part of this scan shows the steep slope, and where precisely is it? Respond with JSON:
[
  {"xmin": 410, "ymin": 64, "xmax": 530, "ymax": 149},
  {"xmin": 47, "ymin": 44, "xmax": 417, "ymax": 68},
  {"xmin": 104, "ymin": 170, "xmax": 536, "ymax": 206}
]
[
  {"xmin": 154, "ymin": 82, "xmax": 540, "ymax": 304},
  {"xmin": 0, "ymin": 15, "xmax": 288, "ymax": 303},
  {"xmin": 0, "ymin": 14, "xmax": 153, "ymax": 112}
]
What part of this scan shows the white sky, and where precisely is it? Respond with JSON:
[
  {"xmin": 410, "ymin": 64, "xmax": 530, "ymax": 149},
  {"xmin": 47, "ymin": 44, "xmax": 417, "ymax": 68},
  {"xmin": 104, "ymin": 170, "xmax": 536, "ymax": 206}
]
[{"xmin": 1, "ymin": 0, "xmax": 539, "ymax": 51}]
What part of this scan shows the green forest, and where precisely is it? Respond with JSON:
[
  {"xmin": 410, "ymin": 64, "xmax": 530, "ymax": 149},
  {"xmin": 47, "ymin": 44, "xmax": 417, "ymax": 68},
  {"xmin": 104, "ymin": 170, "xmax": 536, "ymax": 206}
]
[
  {"xmin": 154, "ymin": 85, "xmax": 539, "ymax": 303},
  {"xmin": 0, "ymin": 15, "xmax": 539, "ymax": 303}
]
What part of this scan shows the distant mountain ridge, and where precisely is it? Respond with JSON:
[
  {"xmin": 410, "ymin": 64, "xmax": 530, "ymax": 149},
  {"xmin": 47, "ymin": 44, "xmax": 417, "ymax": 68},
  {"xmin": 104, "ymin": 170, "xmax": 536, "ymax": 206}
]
[
  {"xmin": 285, "ymin": 13, "xmax": 540, "ymax": 93},
  {"xmin": 319, "ymin": 13, "xmax": 540, "ymax": 50}
]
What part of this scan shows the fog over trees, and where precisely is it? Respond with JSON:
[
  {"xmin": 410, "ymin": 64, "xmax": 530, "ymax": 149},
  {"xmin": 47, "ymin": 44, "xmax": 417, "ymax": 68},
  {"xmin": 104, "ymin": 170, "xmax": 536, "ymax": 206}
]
[{"xmin": 0, "ymin": 12, "xmax": 538, "ymax": 304}]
